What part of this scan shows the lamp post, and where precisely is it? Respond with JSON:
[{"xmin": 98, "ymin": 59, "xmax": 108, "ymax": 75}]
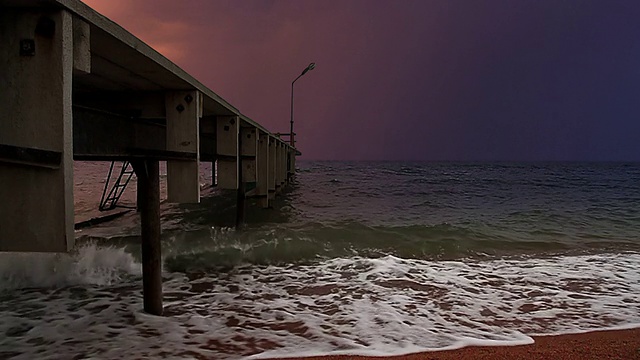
[{"xmin": 290, "ymin": 62, "xmax": 315, "ymax": 148}]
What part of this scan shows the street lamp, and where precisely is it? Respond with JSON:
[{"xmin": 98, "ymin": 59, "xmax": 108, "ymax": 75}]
[{"xmin": 290, "ymin": 62, "xmax": 315, "ymax": 148}]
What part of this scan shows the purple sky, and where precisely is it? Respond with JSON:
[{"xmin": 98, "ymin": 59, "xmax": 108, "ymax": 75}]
[{"xmin": 84, "ymin": 0, "xmax": 640, "ymax": 161}]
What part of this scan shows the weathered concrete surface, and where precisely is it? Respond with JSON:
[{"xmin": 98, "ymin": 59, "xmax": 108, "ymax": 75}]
[
  {"xmin": 289, "ymin": 149, "xmax": 296, "ymax": 180},
  {"xmin": 166, "ymin": 90, "xmax": 202, "ymax": 203},
  {"xmin": 217, "ymin": 116, "xmax": 239, "ymax": 189},
  {"xmin": 72, "ymin": 16, "xmax": 90, "ymax": 75},
  {"xmin": 0, "ymin": 0, "xmax": 298, "ymax": 254},
  {"xmin": 241, "ymin": 126, "xmax": 258, "ymax": 186},
  {"xmin": 0, "ymin": 9, "xmax": 75, "ymax": 252}
]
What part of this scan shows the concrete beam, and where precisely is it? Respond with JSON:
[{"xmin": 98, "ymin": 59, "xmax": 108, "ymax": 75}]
[
  {"xmin": 166, "ymin": 90, "xmax": 202, "ymax": 203},
  {"xmin": 0, "ymin": 9, "xmax": 74, "ymax": 252},
  {"xmin": 216, "ymin": 115, "xmax": 239, "ymax": 189},
  {"xmin": 73, "ymin": 91, "xmax": 166, "ymax": 119},
  {"xmin": 72, "ymin": 16, "xmax": 90, "ymax": 75},
  {"xmin": 73, "ymin": 106, "xmax": 162, "ymax": 156}
]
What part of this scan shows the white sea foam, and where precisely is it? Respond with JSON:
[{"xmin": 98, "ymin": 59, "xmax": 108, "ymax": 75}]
[
  {"xmin": 0, "ymin": 242, "xmax": 140, "ymax": 290},
  {"xmin": 0, "ymin": 251, "xmax": 639, "ymax": 359}
]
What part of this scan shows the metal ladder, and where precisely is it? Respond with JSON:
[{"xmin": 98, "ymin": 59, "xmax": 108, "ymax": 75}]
[{"xmin": 99, "ymin": 161, "xmax": 136, "ymax": 211}]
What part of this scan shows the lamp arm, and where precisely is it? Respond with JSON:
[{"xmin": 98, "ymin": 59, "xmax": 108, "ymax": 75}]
[
  {"xmin": 290, "ymin": 63, "xmax": 314, "ymax": 147},
  {"xmin": 290, "ymin": 78, "xmax": 296, "ymax": 147}
]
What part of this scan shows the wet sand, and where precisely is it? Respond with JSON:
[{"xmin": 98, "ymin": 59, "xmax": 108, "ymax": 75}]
[{"xmin": 271, "ymin": 328, "xmax": 640, "ymax": 360}]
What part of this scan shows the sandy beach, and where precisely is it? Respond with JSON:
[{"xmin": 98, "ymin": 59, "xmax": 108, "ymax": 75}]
[{"xmin": 272, "ymin": 328, "xmax": 640, "ymax": 360}]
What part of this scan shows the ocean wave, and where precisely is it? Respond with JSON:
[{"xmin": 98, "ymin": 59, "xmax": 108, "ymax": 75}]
[
  {"xmin": 0, "ymin": 242, "xmax": 140, "ymax": 290},
  {"xmin": 1, "ymin": 253, "xmax": 639, "ymax": 359},
  {"xmin": 156, "ymin": 220, "xmax": 640, "ymax": 272}
]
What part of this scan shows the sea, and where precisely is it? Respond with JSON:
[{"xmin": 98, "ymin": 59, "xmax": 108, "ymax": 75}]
[{"xmin": 1, "ymin": 161, "xmax": 639, "ymax": 359}]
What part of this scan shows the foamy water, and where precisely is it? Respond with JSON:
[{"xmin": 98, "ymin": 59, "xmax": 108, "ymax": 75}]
[
  {"xmin": 1, "ymin": 244, "xmax": 639, "ymax": 359},
  {"xmin": 2, "ymin": 161, "xmax": 640, "ymax": 359}
]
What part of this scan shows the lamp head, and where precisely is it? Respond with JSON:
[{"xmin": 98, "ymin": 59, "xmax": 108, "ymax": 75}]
[{"xmin": 301, "ymin": 62, "xmax": 316, "ymax": 76}]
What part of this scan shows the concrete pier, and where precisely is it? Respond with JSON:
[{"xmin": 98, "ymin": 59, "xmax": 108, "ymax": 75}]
[
  {"xmin": 0, "ymin": 8, "xmax": 75, "ymax": 252},
  {"xmin": 0, "ymin": 0, "xmax": 298, "ymax": 313}
]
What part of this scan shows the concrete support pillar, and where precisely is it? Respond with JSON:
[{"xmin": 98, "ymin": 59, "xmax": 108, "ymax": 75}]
[
  {"xmin": 288, "ymin": 148, "xmax": 296, "ymax": 180},
  {"xmin": 268, "ymin": 138, "xmax": 276, "ymax": 200},
  {"xmin": 166, "ymin": 90, "xmax": 202, "ymax": 203},
  {"xmin": 240, "ymin": 126, "xmax": 258, "ymax": 194},
  {"xmin": 0, "ymin": 9, "xmax": 74, "ymax": 252},
  {"xmin": 286, "ymin": 148, "xmax": 290, "ymax": 181},
  {"xmin": 282, "ymin": 145, "xmax": 289, "ymax": 185},
  {"xmin": 216, "ymin": 115, "xmax": 239, "ymax": 189},
  {"xmin": 131, "ymin": 160, "xmax": 163, "ymax": 316},
  {"xmin": 236, "ymin": 128, "xmax": 245, "ymax": 227},
  {"xmin": 275, "ymin": 142, "xmax": 282, "ymax": 193},
  {"xmin": 280, "ymin": 143, "xmax": 287, "ymax": 188},
  {"xmin": 257, "ymin": 131, "xmax": 270, "ymax": 208}
]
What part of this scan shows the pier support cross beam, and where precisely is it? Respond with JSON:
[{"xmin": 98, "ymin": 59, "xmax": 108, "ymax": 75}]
[
  {"xmin": 0, "ymin": 9, "xmax": 74, "ymax": 252},
  {"xmin": 166, "ymin": 90, "xmax": 202, "ymax": 203},
  {"xmin": 216, "ymin": 116, "xmax": 239, "ymax": 189},
  {"xmin": 131, "ymin": 159, "xmax": 163, "ymax": 316}
]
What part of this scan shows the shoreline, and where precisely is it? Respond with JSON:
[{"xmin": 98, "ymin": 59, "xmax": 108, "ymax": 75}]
[{"xmin": 261, "ymin": 328, "xmax": 640, "ymax": 360}]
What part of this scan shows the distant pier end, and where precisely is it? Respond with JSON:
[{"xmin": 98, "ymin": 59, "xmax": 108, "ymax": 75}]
[{"xmin": 0, "ymin": 0, "xmax": 297, "ymax": 314}]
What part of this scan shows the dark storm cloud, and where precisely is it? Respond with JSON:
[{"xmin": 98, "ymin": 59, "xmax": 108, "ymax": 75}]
[{"xmin": 84, "ymin": 0, "xmax": 640, "ymax": 160}]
